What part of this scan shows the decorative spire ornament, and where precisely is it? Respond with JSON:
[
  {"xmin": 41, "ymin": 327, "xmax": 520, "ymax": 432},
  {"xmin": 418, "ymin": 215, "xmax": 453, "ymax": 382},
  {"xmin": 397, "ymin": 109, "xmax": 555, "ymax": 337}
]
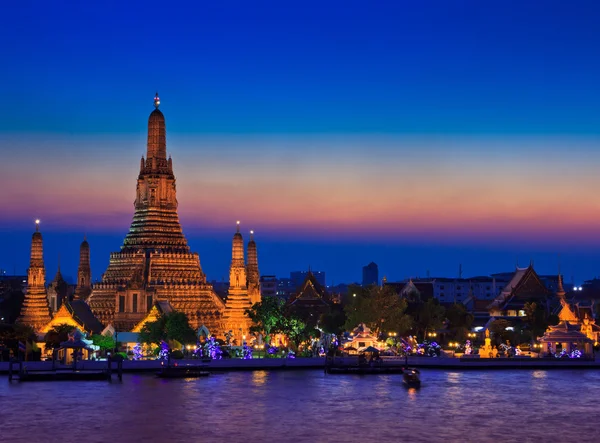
[{"xmin": 154, "ymin": 92, "xmax": 160, "ymax": 109}]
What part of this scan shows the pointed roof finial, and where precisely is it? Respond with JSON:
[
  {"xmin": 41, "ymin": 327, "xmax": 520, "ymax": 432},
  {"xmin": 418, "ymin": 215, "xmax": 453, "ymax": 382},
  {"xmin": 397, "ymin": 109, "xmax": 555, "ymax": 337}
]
[
  {"xmin": 250, "ymin": 230, "xmax": 254, "ymax": 240},
  {"xmin": 154, "ymin": 92, "xmax": 160, "ymax": 109},
  {"xmin": 57, "ymin": 253, "xmax": 60, "ymax": 270},
  {"xmin": 35, "ymin": 219, "xmax": 40, "ymax": 232}
]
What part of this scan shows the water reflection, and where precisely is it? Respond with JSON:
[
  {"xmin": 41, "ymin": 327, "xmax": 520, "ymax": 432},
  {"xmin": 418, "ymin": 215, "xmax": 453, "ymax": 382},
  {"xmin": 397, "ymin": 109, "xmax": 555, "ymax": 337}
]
[{"xmin": 2, "ymin": 370, "xmax": 600, "ymax": 443}]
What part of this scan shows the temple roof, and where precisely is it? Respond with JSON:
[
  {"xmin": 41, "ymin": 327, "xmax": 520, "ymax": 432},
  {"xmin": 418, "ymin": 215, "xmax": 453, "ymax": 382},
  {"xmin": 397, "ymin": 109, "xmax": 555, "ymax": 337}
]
[
  {"xmin": 488, "ymin": 265, "xmax": 550, "ymax": 311},
  {"xmin": 288, "ymin": 271, "xmax": 329, "ymax": 306},
  {"xmin": 131, "ymin": 300, "xmax": 174, "ymax": 332},
  {"xmin": 540, "ymin": 321, "xmax": 592, "ymax": 343}
]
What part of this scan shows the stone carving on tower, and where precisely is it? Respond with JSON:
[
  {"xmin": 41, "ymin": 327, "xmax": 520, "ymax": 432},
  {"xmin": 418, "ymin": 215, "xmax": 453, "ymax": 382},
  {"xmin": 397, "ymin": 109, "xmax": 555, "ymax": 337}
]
[
  {"xmin": 222, "ymin": 221, "xmax": 253, "ymax": 345},
  {"xmin": 87, "ymin": 94, "xmax": 225, "ymax": 331},
  {"xmin": 18, "ymin": 220, "xmax": 52, "ymax": 332},
  {"xmin": 247, "ymin": 230, "xmax": 261, "ymax": 306},
  {"xmin": 74, "ymin": 236, "xmax": 92, "ymax": 300}
]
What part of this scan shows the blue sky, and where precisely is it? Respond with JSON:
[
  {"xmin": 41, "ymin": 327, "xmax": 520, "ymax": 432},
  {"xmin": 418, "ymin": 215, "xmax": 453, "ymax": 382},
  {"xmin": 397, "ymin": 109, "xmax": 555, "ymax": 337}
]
[{"xmin": 1, "ymin": 1, "xmax": 600, "ymax": 284}]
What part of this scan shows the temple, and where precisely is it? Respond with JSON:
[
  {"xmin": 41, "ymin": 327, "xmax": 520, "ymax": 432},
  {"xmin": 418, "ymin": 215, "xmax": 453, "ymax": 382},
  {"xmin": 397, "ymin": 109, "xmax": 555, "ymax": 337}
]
[
  {"xmin": 74, "ymin": 236, "xmax": 92, "ymax": 300},
  {"xmin": 247, "ymin": 230, "xmax": 261, "ymax": 306},
  {"xmin": 17, "ymin": 220, "xmax": 52, "ymax": 331},
  {"xmin": 222, "ymin": 222, "xmax": 253, "ymax": 345},
  {"xmin": 87, "ymin": 94, "xmax": 225, "ymax": 331},
  {"xmin": 287, "ymin": 270, "xmax": 331, "ymax": 326},
  {"xmin": 47, "ymin": 259, "xmax": 70, "ymax": 313},
  {"xmin": 487, "ymin": 264, "xmax": 552, "ymax": 318}
]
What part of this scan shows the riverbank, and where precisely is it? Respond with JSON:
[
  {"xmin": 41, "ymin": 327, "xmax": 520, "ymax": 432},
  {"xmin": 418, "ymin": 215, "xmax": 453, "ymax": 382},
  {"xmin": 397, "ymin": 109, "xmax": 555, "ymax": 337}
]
[{"xmin": 2, "ymin": 355, "xmax": 600, "ymax": 374}]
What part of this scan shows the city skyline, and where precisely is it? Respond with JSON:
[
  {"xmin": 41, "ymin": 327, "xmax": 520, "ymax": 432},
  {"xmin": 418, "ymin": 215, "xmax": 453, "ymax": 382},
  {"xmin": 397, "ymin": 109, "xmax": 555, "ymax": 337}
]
[{"xmin": 2, "ymin": 1, "xmax": 600, "ymax": 284}]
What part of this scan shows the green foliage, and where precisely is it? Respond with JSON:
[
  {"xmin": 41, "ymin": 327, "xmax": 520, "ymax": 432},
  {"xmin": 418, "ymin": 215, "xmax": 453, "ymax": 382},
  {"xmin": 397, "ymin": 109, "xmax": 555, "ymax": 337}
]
[
  {"xmin": 44, "ymin": 324, "xmax": 76, "ymax": 348},
  {"xmin": 138, "ymin": 316, "xmax": 167, "ymax": 345},
  {"xmin": 445, "ymin": 303, "xmax": 473, "ymax": 341},
  {"xmin": 285, "ymin": 317, "xmax": 312, "ymax": 348},
  {"xmin": 245, "ymin": 297, "xmax": 287, "ymax": 340},
  {"xmin": 319, "ymin": 304, "xmax": 346, "ymax": 335},
  {"xmin": 415, "ymin": 298, "xmax": 446, "ymax": 340},
  {"xmin": 523, "ymin": 301, "xmax": 552, "ymax": 339},
  {"xmin": 11, "ymin": 323, "xmax": 37, "ymax": 343},
  {"xmin": 91, "ymin": 334, "xmax": 115, "ymax": 351},
  {"xmin": 343, "ymin": 285, "xmax": 413, "ymax": 335},
  {"xmin": 165, "ymin": 312, "xmax": 196, "ymax": 344},
  {"xmin": 489, "ymin": 319, "xmax": 516, "ymax": 345},
  {"xmin": 138, "ymin": 312, "xmax": 196, "ymax": 346},
  {"xmin": 171, "ymin": 350, "xmax": 184, "ymax": 359}
]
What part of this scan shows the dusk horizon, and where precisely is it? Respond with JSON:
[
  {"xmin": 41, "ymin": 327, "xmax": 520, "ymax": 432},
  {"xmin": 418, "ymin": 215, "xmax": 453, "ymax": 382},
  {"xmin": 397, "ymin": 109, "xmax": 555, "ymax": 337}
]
[{"xmin": 2, "ymin": 1, "xmax": 600, "ymax": 284}]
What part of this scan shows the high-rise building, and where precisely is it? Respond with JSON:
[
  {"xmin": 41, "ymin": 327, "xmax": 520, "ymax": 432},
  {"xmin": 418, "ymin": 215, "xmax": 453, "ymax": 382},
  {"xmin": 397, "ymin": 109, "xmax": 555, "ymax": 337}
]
[
  {"xmin": 17, "ymin": 220, "xmax": 51, "ymax": 331},
  {"xmin": 362, "ymin": 262, "xmax": 379, "ymax": 286},
  {"xmin": 87, "ymin": 94, "xmax": 226, "ymax": 331}
]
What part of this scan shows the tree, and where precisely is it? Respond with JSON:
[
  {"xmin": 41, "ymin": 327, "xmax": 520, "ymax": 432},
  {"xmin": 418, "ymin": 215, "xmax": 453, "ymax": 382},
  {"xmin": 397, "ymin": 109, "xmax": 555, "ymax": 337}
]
[
  {"xmin": 245, "ymin": 297, "xmax": 287, "ymax": 342},
  {"xmin": 415, "ymin": 298, "xmax": 446, "ymax": 341},
  {"xmin": 285, "ymin": 317, "xmax": 312, "ymax": 348},
  {"xmin": 165, "ymin": 312, "xmax": 197, "ymax": 344},
  {"xmin": 319, "ymin": 304, "xmax": 346, "ymax": 335},
  {"xmin": 138, "ymin": 316, "xmax": 167, "ymax": 346},
  {"xmin": 44, "ymin": 324, "xmax": 76, "ymax": 348},
  {"xmin": 12, "ymin": 323, "xmax": 37, "ymax": 343},
  {"xmin": 138, "ymin": 312, "xmax": 196, "ymax": 346},
  {"xmin": 343, "ymin": 285, "xmax": 413, "ymax": 336},
  {"xmin": 91, "ymin": 334, "xmax": 115, "ymax": 351},
  {"xmin": 445, "ymin": 303, "xmax": 474, "ymax": 341},
  {"xmin": 489, "ymin": 319, "xmax": 515, "ymax": 345}
]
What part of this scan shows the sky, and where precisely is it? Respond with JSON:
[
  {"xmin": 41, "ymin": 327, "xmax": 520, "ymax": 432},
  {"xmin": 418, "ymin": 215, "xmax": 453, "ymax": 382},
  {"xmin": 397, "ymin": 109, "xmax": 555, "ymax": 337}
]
[{"xmin": 1, "ymin": 1, "xmax": 600, "ymax": 285}]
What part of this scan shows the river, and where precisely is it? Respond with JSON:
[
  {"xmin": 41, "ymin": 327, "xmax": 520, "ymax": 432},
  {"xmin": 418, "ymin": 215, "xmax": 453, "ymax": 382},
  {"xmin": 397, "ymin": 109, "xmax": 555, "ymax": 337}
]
[{"xmin": 0, "ymin": 369, "xmax": 598, "ymax": 443}]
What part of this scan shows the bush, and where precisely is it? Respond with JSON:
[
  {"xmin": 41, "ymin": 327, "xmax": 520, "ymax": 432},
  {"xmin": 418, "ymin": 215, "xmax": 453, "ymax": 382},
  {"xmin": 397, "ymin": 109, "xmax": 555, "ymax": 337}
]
[{"xmin": 171, "ymin": 350, "xmax": 184, "ymax": 359}]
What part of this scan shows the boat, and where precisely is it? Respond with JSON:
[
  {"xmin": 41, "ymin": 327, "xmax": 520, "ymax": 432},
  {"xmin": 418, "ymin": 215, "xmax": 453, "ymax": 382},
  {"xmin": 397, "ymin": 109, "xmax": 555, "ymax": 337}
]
[
  {"xmin": 326, "ymin": 365, "xmax": 404, "ymax": 375},
  {"xmin": 156, "ymin": 365, "xmax": 210, "ymax": 379},
  {"xmin": 402, "ymin": 368, "xmax": 421, "ymax": 387}
]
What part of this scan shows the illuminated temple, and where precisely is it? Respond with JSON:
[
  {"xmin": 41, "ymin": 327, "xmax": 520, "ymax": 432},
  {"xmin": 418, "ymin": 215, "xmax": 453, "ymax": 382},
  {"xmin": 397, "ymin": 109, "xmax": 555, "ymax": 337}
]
[
  {"xmin": 87, "ymin": 94, "xmax": 226, "ymax": 331},
  {"xmin": 18, "ymin": 221, "xmax": 52, "ymax": 331}
]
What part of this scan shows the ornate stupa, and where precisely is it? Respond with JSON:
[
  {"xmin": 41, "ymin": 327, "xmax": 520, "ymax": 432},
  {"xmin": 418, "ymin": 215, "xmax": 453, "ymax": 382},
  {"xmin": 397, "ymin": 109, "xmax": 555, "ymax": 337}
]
[
  {"xmin": 87, "ymin": 94, "xmax": 225, "ymax": 331},
  {"xmin": 222, "ymin": 221, "xmax": 253, "ymax": 344},
  {"xmin": 18, "ymin": 220, "xmax": 52, "ymax": 331},
  {"xmin": 73, "ymin": 236, "xmax": 91, "ymax": 300},
  {"xmin": 247, "ymin": 230, "xmax": 261, "ymax": 306}
]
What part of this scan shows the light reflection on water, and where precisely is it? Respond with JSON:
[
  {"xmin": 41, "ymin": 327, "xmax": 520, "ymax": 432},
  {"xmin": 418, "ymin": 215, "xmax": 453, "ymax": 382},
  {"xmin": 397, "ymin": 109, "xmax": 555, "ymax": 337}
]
[{"xmin": 1, "ymin": 369, "xmax": 599, "ymax": 443}]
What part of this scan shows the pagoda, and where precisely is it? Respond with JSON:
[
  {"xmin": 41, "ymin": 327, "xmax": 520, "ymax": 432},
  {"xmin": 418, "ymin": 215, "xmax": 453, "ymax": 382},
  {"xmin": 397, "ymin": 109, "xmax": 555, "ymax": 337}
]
[
  {"xmin": 247, "ymin": 230, "xmax": 261, "ymax": 306},
  {"xmin": 18, "ymin": 220, "xmax": 52, "ymax": 331},
  {"xmin": 73, "ymin": 236, "xmax": 92, "ymax": 300},
  {"xmin": 222, "ymin": 222, "xmax": 253, "ymax": 345},
  {"xmin": 87, "ymin": 94, "xmax": 225, "ymax": 331}
]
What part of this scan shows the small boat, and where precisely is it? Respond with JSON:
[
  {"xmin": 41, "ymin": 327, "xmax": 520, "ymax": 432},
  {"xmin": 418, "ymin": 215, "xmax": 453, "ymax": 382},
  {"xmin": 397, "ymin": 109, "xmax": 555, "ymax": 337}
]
[
  {"xmin": 402, "ymin": 368, "xmax": 421, "ymax": 387},
  {"xmin": 157, "ymin": 366, "xmax": 210, "ymax": 379}
]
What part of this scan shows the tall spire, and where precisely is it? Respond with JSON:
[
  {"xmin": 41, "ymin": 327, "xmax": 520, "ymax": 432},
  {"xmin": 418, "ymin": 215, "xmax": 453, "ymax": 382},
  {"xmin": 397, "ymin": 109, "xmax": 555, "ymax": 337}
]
[
  {"xmin": 556, "ymin": 254, "xmax": 565, "ymax": 298},
  {"xmin": 18, "ymin": 221, "xmax": 51, "ymax": 331},
  {"xmin": 231, "ymin": 221, "xmax": 244, "ymax": 265},
  {"xmin": 146, "ymin": 92, "xmax": 166, "ymax": 161},
  {"xmin": 247, "ymin": 230, "xmax": 260, "ymax": 305},
  {"xmin": 74, "ymin": 235, "xmax": 92, "ymax": 300}
]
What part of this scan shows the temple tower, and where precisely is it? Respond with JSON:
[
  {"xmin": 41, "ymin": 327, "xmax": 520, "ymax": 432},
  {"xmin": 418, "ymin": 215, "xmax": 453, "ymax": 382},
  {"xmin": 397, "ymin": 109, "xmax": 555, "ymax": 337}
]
[
  {"xmin": 74, "ymin": 236, "xmax": 92, "ymax": 300},
  {"xmin": 18, "ymin": 220, "xmax": 52, "ymax": 331},
  {"xmin": 47, "ymin": 258, "xmax": 69, "ymax": 312},
  {"xmin": 223, "ymin": 221, "xmax": 252, "ymax": 345},
  {"xmin": 87, "ymin": 94, "xmax": 225, "ymax": 331},
  {"xmin": 247, "ymin": 230, "xmax": 261, "ymax": 306}
]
